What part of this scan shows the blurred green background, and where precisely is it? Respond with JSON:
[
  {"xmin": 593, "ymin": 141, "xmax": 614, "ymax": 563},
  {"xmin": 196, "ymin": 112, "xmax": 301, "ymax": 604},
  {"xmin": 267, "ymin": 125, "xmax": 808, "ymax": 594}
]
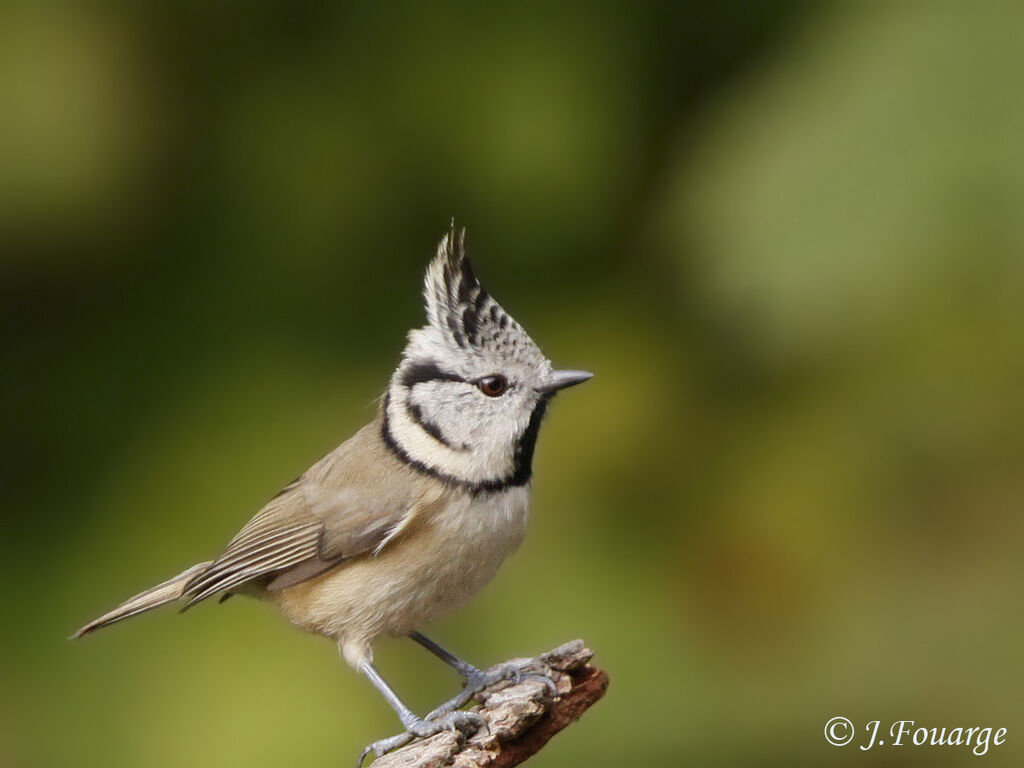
[{"xmin": 3, "ymin": 1, "xmax": 1024, "ymax": 766}]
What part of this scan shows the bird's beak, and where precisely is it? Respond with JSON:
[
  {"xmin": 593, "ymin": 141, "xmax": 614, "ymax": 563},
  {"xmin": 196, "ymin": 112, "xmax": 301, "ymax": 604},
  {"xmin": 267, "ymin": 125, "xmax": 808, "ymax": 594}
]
[{"xmin": 538, "ymin": 369, "xmax": 594, "ymax": 394}]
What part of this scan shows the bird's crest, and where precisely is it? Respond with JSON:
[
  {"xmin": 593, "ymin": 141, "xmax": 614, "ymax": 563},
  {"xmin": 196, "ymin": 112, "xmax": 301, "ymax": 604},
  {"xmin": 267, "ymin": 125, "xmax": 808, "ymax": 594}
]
[{"xmin": 422, "ymin": 222, "xmax": 540, "ymax": 367}]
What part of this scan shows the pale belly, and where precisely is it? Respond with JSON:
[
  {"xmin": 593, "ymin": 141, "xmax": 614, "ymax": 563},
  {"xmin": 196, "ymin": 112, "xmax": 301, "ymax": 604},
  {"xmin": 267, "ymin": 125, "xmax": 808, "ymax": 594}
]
[{"xmin": 269, "ymin": 486, "xmax": 530, "ymax": 666}]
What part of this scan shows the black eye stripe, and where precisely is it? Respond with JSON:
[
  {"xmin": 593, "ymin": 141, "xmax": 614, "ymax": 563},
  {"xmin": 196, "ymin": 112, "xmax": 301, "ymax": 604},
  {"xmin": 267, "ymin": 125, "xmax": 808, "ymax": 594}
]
[
  {"xmin": 405, "ymin": 401, "xmax": 470, "ymax": 452},
  {"xmin": 400, "ymin": 361, "xmax": 466, "ymax": 388}
]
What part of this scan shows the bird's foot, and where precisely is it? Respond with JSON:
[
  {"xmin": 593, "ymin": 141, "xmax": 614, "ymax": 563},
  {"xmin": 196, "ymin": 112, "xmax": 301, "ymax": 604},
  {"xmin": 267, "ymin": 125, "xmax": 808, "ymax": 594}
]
[
  {"xmin": 357, "ymin": 710, "xmax": 484, "ymax": 766},
  {"xmin": 357, "ymin": 732, "xmax": 413, "ymax": 767},
  {"xmin": 424, "ymin": 661, "xmax": 558, "ymax": 721}
]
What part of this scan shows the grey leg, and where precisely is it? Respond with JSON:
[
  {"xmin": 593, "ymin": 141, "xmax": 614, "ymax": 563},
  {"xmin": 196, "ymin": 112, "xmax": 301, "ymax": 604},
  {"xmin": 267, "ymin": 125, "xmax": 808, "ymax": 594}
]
[
  {"xmin": 409, "ymin": 631, "xmax": 480, "ymax": 677},
  {"xmin": 357, "ymin": 659, "xmax": 483, "ymax": 766},
  {"xmin": 360, "ymin": 660, "xmax": 421, "ymax": 731},
  {"xmin": 409, "ymin": 632, "xmax": 557, "ymax": 721}
]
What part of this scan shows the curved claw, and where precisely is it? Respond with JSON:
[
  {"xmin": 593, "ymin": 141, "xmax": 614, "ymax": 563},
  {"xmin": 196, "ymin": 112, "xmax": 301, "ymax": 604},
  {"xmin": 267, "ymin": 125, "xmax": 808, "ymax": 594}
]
[
  {"xmin": 357, "ymin": 731, "xmax": 414, "ymax": 767},
  {"xmin": 521, "ymin": 671, "xmax": 559, "ymax": 697},
  {"xmin": 482, "ymin": 664, "xmax": 559, "ymax": 698},
  {"xmin": 409, "ymin": 709, "xmax": 483, "ymax": 738},
  {"xmin": 424, "ymin": 691, "xmax": 475, "ymax": 723},
  {"xmin": 492, "ymin": 662, "xmax": 523, "ymax": 684}
]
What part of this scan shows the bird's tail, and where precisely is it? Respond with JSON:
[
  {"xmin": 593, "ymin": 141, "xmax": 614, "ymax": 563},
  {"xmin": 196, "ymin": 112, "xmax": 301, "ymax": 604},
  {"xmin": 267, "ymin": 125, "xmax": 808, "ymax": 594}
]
[{"xmin": 71, "ymin": 561, "xmax": 212, "ymax": 639}]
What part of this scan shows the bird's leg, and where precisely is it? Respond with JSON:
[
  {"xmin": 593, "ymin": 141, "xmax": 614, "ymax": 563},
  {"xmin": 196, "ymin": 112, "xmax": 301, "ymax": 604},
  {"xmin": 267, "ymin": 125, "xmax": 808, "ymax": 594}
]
[
  {"xmin": 409, "ymin": 631, "xmax": 557, "ymax": 721},
  {"xmin": 409, "ymin": 631, "xmax": 481, "ymax": 677},
  {"xmin": 357, "ymin": 659, "xmax": 483, "ymax": 766}
]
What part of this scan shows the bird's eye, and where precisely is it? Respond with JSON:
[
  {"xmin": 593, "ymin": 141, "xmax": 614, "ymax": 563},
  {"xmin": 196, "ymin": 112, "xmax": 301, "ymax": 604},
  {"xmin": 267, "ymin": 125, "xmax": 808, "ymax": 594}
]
[{"xmin": 477, "ymin": 375, "xmax": 508, "ymax": 397}]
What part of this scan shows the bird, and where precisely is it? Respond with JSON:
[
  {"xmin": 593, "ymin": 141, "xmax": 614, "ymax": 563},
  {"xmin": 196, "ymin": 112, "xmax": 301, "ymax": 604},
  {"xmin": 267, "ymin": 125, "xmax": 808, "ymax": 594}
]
[{"xmin": 73, "ymin": 223, "xmax": 593, "ymax": 761}]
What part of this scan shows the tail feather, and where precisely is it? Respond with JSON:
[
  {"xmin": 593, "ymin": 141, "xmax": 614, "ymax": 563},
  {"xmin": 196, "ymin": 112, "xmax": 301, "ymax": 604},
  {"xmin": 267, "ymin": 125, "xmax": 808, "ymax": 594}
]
[{"xmin": 72, "ymin": 561, "xmax": 212, "ymax": 639}]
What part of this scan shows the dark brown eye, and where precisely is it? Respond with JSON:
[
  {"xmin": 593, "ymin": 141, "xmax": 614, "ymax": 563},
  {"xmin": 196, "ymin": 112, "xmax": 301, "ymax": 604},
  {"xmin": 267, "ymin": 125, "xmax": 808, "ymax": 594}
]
[{"xmin": 478, "ymin": 375, "xmax": 508, "ymax": 397}]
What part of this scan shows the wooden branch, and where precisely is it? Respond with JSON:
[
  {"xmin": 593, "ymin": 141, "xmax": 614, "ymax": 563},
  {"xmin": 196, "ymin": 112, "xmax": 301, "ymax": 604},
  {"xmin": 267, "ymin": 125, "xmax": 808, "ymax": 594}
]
[{"xmin": 368, "ymin": 640, "xmax": 608, "ymax": 768}]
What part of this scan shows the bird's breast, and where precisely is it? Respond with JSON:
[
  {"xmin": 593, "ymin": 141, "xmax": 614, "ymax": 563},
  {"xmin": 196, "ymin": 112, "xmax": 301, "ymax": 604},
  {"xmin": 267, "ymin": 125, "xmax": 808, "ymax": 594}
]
[{"xmin": 431, "ymin": 485, "xmax": 531, "ymax": 565}]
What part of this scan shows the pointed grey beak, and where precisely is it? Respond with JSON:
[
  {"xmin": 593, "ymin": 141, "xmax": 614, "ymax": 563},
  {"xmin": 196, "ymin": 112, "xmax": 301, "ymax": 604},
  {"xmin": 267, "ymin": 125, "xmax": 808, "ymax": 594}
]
[{"xmin": 539, "ymin": 369, "xmax": 594, "ymax": 394}]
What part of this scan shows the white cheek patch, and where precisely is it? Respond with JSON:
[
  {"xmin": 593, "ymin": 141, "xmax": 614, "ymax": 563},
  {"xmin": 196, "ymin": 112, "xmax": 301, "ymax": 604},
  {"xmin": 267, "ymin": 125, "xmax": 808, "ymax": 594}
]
[
  {"xmin": 386, "ymin": 384, "xmax": 516, "ymax": 484},
  {"xmin": 405, "ymin": 385, "xmax": 472, "ymax": 451}
]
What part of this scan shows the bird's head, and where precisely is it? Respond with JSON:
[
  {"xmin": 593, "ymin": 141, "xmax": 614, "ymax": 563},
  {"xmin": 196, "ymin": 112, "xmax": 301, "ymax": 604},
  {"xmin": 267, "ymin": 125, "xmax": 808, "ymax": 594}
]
[{"xmin": 383, "ymin": 224, "xmax": 592, "ymax": 491}]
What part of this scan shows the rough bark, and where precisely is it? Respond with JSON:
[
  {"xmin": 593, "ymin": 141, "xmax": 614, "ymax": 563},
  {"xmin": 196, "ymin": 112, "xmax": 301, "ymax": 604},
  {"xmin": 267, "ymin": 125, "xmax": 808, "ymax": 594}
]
[{"xmin": 367, "ymin": 640, "xmax": 608, "ymax": 768}]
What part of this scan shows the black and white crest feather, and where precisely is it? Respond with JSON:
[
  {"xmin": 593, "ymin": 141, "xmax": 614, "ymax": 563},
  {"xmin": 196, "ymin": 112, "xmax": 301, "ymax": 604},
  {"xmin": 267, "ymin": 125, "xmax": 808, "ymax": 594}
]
[{"xmin": 423, "ymin": 224, "xmax": 543, "ymax": 368}]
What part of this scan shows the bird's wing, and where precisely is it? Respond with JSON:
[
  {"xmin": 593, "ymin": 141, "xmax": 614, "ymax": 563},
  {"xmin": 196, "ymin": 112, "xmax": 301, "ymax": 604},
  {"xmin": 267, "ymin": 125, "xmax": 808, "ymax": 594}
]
[
  {"xmin": 182, "ymin": 420, "xmax": 436, "ymax": 607},
  {"xmin": 181, "ymin": 505, "xmax": 326, "ymax": 607}
]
